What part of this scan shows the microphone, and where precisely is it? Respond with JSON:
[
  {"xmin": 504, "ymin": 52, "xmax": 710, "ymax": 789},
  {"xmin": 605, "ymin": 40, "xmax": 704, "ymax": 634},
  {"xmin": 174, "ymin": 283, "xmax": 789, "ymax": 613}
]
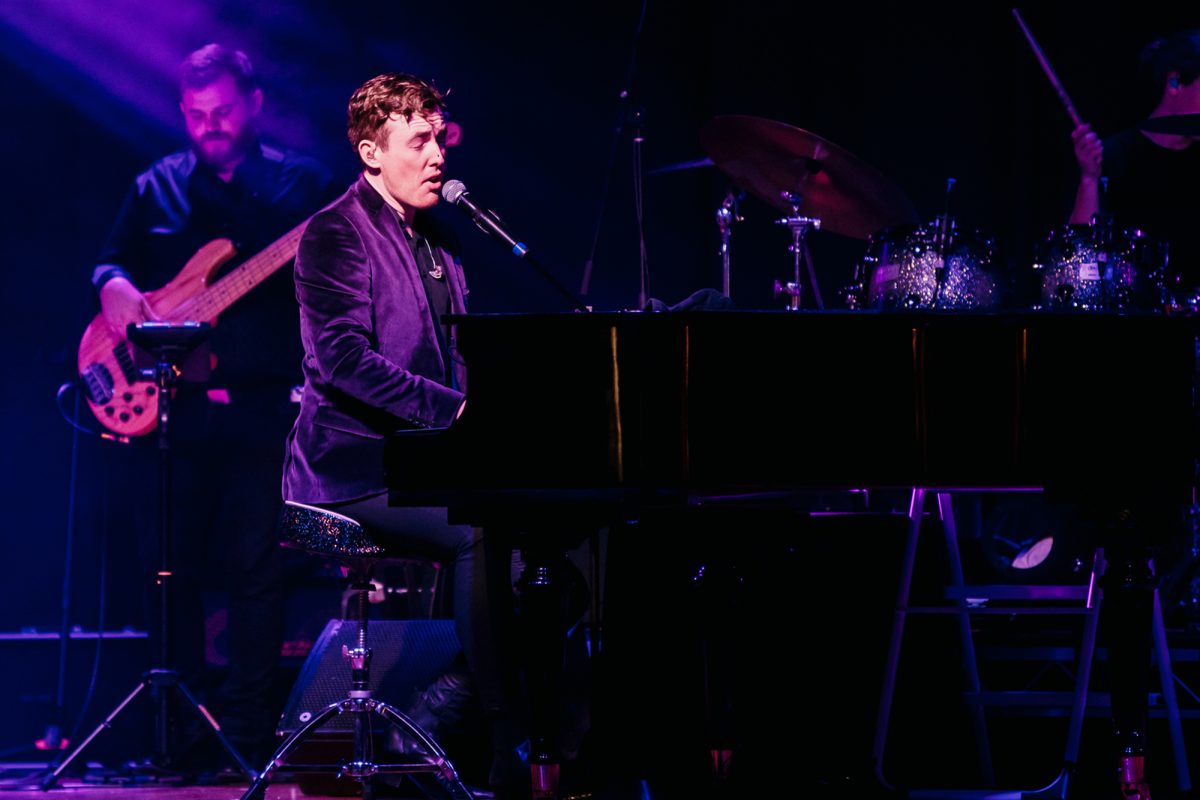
[{"xmin": 441, "ymin": 179, "xmax": 529, "ymax": 258}]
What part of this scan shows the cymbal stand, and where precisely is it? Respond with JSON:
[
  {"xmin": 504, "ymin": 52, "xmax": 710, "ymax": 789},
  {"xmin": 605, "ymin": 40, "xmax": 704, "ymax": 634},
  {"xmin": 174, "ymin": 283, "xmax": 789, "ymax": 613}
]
[
  {"xmin": 774, "ymin": 192, "xmax": 821, "ymax": 310},
  {"xmin": 715, "ymin": 191, "xmax": 742, "ymax": 297}
]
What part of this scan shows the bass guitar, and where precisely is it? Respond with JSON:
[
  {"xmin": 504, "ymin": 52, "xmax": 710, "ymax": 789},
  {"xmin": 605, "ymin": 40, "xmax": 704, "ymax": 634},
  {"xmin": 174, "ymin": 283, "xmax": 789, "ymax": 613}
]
[{"xmin": 77, "ymin": 220, "xmax": 308, "ymax": 437}]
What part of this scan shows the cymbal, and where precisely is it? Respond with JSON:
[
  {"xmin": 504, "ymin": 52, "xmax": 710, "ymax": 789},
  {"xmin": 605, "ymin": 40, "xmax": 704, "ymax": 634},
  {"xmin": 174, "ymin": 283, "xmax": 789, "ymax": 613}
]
[
  {"xmin": 699, "ymin": 115, "xmax": 919, "ymax": 239},
  {"xmin": 1139, "ymin": 113, "xmax": 1200, "ymax": 136}
]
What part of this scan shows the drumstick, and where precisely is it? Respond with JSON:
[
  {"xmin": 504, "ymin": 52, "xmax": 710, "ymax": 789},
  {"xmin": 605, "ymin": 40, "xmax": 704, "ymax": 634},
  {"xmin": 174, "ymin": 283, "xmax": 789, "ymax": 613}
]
[{"xmin": 1012, "ymin": 8, "xmax": 1084, "ymax": 128}]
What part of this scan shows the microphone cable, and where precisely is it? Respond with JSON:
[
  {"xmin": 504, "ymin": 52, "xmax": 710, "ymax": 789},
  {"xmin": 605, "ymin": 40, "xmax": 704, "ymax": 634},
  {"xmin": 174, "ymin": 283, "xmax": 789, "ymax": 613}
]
[{"xmin": 19, "ymin": 382, "xmax": 118, "ymax": 787}]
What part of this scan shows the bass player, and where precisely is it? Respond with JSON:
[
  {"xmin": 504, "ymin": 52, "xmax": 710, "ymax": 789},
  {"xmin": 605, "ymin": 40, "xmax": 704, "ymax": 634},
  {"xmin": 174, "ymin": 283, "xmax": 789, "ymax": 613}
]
[{"xmin": 88, "ymin": 43, "xmax": 339, "ymax": 771}]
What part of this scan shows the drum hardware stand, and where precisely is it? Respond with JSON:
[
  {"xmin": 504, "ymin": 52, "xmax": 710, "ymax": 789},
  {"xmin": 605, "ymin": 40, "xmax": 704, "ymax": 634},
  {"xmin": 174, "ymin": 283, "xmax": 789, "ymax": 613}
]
[
  {"xmin": 41, "ymin": 322, "xmax": 254, "ymax": 790},
  {"xmin": 931, "ymin": 177, "xmax": 956, "ymax": 308},
  {"xmin": 774, "ymin": 192, "xmax": 822, "ymax": 310},
  {"xmin": 1091, "ymin": 206, "xmax": 1116, "ymax": 310},
  {"xmin": 715, "ymin": 190, "xmax": 742, "ymax": 297}
]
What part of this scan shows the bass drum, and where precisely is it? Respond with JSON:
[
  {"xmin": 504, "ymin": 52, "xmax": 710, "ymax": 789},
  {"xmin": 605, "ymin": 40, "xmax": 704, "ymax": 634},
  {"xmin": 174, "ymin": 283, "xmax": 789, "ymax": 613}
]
[
  {"xmin": 1031, "ymin": 224, "xmax": 1169, "ymax": 312},
  {"xmin": 851, "ymin": 222, "xmax": 998, "ymax": 310}
]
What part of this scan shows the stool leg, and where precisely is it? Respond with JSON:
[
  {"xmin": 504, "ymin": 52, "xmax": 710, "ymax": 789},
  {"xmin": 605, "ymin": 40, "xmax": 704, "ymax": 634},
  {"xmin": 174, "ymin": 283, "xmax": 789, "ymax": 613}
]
[
  {"xmin": 345, "ymin": 582, "xmax": 375, "ymax": 793},
  {"xmin": 377, "ymin": 703, "xmax": 474, "ymax": 800},
  {"xmin": 239, "ymin": 699, "xmax": 345, "ymax": 800}
]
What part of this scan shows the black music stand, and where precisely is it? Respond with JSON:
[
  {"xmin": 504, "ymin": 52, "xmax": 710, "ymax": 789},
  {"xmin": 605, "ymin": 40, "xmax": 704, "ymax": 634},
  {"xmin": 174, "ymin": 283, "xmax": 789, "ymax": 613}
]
[{"xmin": 41, "ymin": 321, "xmax": 254, "ymax": 789}]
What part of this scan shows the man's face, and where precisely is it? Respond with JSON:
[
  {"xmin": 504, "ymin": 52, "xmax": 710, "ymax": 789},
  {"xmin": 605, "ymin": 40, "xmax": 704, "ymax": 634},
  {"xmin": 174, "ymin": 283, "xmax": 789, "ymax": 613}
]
[
  {"xmin": 369, "ymin": 112, "xmax": 446, "ymax": 215},
  {"xmin": 180, "ymin": 72, "xmax": 262, "ymax": 171}
]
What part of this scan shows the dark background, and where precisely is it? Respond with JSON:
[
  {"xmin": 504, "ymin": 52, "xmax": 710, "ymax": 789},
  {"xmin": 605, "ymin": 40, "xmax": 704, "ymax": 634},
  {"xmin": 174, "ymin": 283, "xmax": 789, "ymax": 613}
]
[{"xmin": 1, "ymin": 0, "xmax": 1198, "ymax": 786}]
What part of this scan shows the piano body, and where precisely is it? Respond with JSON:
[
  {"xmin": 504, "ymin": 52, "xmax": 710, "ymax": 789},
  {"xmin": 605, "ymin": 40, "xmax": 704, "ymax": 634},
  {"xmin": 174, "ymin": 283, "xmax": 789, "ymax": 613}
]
[
  {"xmin": 389, "ymin": 311, "xmax": 1196, "ymax": 506},
  {"xmin": 384, "ymin": 310, "xmax": 1197, "ymax": 791}
]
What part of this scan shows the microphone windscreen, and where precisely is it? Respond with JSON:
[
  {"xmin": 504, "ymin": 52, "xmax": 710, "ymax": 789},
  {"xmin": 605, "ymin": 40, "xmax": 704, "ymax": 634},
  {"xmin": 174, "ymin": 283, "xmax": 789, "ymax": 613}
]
[{"xmin": 442, "ymin": 180, "xmax": 467, "ymax": 205}]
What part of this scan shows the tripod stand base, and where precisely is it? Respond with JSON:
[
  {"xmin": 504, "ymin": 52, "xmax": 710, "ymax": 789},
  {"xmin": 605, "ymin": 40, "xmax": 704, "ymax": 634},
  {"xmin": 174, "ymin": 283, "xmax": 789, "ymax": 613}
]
[
  {"xmin": 39, "ymin": 668, "xmax": 254, "ymax": 791},
  {"xmin": 239, "ymin": 696, "xmax": 472, "ymax": 800}
]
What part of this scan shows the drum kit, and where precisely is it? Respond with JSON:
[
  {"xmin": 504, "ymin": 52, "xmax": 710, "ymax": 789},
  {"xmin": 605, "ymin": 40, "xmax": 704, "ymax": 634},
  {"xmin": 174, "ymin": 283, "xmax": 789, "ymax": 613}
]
[{"xmin": 684, "ymin": 113, "xmax": 1197, "ymax": 314}]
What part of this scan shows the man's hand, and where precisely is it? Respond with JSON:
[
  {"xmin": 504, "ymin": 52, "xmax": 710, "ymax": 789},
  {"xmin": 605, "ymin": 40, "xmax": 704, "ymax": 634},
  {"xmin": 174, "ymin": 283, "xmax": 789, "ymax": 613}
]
[
  {"xmin": 1071, "ymin": 123, "xmax": 1103, "ymax": 179},
  {"xmin": 99, "ymin": 276, "xmax": 159, "ymax": 337}
]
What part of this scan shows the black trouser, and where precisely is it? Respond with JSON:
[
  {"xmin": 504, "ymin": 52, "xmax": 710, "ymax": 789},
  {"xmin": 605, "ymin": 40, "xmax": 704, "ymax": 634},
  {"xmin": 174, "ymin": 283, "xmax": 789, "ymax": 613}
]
[
  {"xmin": 1093, "ymin": 503, "xmax": 1170, "ymax": 763},
  {"xmin": 321, "ymin": 494, "xmax": 518, "ymax": 727}
]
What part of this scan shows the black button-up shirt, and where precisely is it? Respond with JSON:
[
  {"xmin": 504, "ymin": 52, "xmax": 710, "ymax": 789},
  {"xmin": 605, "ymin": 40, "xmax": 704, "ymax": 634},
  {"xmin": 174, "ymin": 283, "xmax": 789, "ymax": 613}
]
[{"xmin": 93, "ymin": 142, "xmax": 340, "ymax": 389}]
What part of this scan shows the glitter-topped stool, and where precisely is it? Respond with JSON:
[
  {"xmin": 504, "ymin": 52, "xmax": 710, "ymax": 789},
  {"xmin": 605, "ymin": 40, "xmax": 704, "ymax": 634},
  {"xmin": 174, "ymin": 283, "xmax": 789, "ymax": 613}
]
[{"xmin": 239, "ymin": 501, "xmax": 472, "ymax": 800}]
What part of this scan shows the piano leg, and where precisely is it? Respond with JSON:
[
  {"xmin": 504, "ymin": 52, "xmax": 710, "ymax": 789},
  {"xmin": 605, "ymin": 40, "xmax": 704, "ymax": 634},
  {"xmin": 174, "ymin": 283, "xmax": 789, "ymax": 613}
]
[
  {"xmin": 515, "ymin": 532, "xmax": 588, "ymax": 799},
  {"xmin": 1104, "ymin": 535, "xmax": 1155, "ymax": 800},
  {"xmin": 692, "ymin": 556, "xmax": 739, "ymax": 784},
  {"xmin": 1087, "ymin": 499, "xmax": 1191, "ymax": 799}
]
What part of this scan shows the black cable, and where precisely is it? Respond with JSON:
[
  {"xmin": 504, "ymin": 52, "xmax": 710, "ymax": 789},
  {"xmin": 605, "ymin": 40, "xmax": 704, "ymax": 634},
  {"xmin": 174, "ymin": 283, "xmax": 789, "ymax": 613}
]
[
  {"xmin": 21, "ymin": 385, "xmax": 113, "ymax": 787},
  {"xmin": 62, "ymin": 514, "xmax": 107, "ymax": 760},
  {"xmin": 10, "ymin": 384, "xmax": 89, "ymax": 784},
  {"xmin": 56, "ymin": 382, "xmax": 129, "ymax": 442},
  {"xmin": 45, "ymin": 389, "xmax": 84, "ymax": 753},
  {"xmin": 55, "ymin": 382, "xmax": 100, "ymax": 439},
  {"xmin": 56, "ymin": 378, "xmax": 122, "ymax": 741},
  {"xmin": 579, "ymin": 0, "xmax": 650, "ymax": 299},
  {"xmin": 21, "ymin": 555, "xmax": 108, "ymax": 789}
]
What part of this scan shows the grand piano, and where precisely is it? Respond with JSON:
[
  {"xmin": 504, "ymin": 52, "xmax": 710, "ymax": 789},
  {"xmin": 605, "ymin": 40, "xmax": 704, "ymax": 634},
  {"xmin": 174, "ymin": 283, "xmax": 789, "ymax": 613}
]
[
  {"xmin": 385, "ymin": 309, "xmax": 1198, "ymax": 794},
  {"xmin": 381, "ymin": 109, "xmax": 1200, "ymax": 794}
]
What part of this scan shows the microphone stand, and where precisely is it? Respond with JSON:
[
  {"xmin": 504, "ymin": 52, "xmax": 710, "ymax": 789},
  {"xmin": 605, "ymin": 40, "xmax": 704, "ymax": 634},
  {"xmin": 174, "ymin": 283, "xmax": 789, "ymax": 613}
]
[
  {"xmin": 522, "ymin": 249, "xmax": 592, "ymax": 314},
  {"xmin": 632, "ymin": 105, "xmax": 650, "ymax": 308},
  {"xmin": 460, "ymin": 201, "xmax": 591, "ymax": 313},
  {"xmin": 579, "ymin": 0, "xmax": 650, "ymax": 303}
]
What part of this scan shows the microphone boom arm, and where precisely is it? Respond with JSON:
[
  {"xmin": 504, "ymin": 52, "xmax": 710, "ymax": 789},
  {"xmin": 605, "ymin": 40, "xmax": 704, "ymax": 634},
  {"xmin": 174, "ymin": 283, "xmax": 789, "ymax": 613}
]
[{"xmin": 444, "ymin": 181, "xmax": 591, "ymax": 312}]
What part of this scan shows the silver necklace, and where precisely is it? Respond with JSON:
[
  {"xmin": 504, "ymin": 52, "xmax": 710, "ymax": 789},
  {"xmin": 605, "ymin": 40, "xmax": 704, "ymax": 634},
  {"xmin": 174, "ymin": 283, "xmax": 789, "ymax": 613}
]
[
  {"xmin": 423, "ymin": 236, "xmax": 444, "ymax": 280},
  {"xmin": 402, "ymin": 216, "xmax": 445, "ymax": 280}
]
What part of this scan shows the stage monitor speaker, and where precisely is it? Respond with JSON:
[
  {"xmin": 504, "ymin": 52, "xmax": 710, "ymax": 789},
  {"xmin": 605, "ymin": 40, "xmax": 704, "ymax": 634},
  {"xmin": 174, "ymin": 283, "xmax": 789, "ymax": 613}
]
[{"xmin": 277, "ymin": 618, "xmax": 461, "ymax": 736}]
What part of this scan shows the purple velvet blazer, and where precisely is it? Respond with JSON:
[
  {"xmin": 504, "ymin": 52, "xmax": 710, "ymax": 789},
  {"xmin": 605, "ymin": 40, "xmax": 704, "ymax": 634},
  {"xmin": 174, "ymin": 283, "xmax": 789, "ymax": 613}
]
[{"xmin": 283, "ymin": 175, "xmax": 468, "ymax": 504}]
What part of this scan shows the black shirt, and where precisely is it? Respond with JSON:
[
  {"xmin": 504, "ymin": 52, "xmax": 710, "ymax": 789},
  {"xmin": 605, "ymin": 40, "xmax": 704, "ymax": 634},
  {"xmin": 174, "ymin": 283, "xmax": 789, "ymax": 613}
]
[
  {"xmin": 1100, "ymin": 128, "xmax": 1200, "ymax": 292},
  {"xmin": 94, "ymin": 142, "xmax": 340, "ymax": 389},
  {"xmin": 403, "ymin": 223, "xmax": 455, "ymax": 389}
]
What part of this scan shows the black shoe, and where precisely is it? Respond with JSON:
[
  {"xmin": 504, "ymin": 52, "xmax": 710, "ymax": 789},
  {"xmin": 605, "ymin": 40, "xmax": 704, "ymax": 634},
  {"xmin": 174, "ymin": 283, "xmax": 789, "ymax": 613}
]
[{"xmin": 388, "ymin": 665, "xmax": 476, "ymax": 755}]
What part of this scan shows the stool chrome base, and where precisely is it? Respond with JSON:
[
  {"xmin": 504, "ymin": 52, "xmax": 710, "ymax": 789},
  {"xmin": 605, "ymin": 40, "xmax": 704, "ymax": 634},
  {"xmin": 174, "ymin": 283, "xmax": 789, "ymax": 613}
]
[
  {"xmin": 263, "ymin": 502, "xmax": 475, "ymax": 799},
  {"xmin": 239, "ymin": 696, "xmax": 473, "ymax": 800}
]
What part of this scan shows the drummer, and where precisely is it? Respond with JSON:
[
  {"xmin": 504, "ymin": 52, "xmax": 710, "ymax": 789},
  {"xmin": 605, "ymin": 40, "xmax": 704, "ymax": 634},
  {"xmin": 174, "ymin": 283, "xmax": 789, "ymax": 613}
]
[
  {"xmin": 1069, "ymin": 28, "xmax": 1200, "ymax": 292},
  {"xmin": 1062, "ymin": 30, "xmax": 1200, "ymax": 800}
]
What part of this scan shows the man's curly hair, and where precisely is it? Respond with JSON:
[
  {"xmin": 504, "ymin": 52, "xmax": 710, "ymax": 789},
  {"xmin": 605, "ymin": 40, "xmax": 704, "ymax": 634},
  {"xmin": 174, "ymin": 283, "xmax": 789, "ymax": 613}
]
[{"xmin": 347, "ymin": 72, "xmax": 446, "ymax": 160}]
